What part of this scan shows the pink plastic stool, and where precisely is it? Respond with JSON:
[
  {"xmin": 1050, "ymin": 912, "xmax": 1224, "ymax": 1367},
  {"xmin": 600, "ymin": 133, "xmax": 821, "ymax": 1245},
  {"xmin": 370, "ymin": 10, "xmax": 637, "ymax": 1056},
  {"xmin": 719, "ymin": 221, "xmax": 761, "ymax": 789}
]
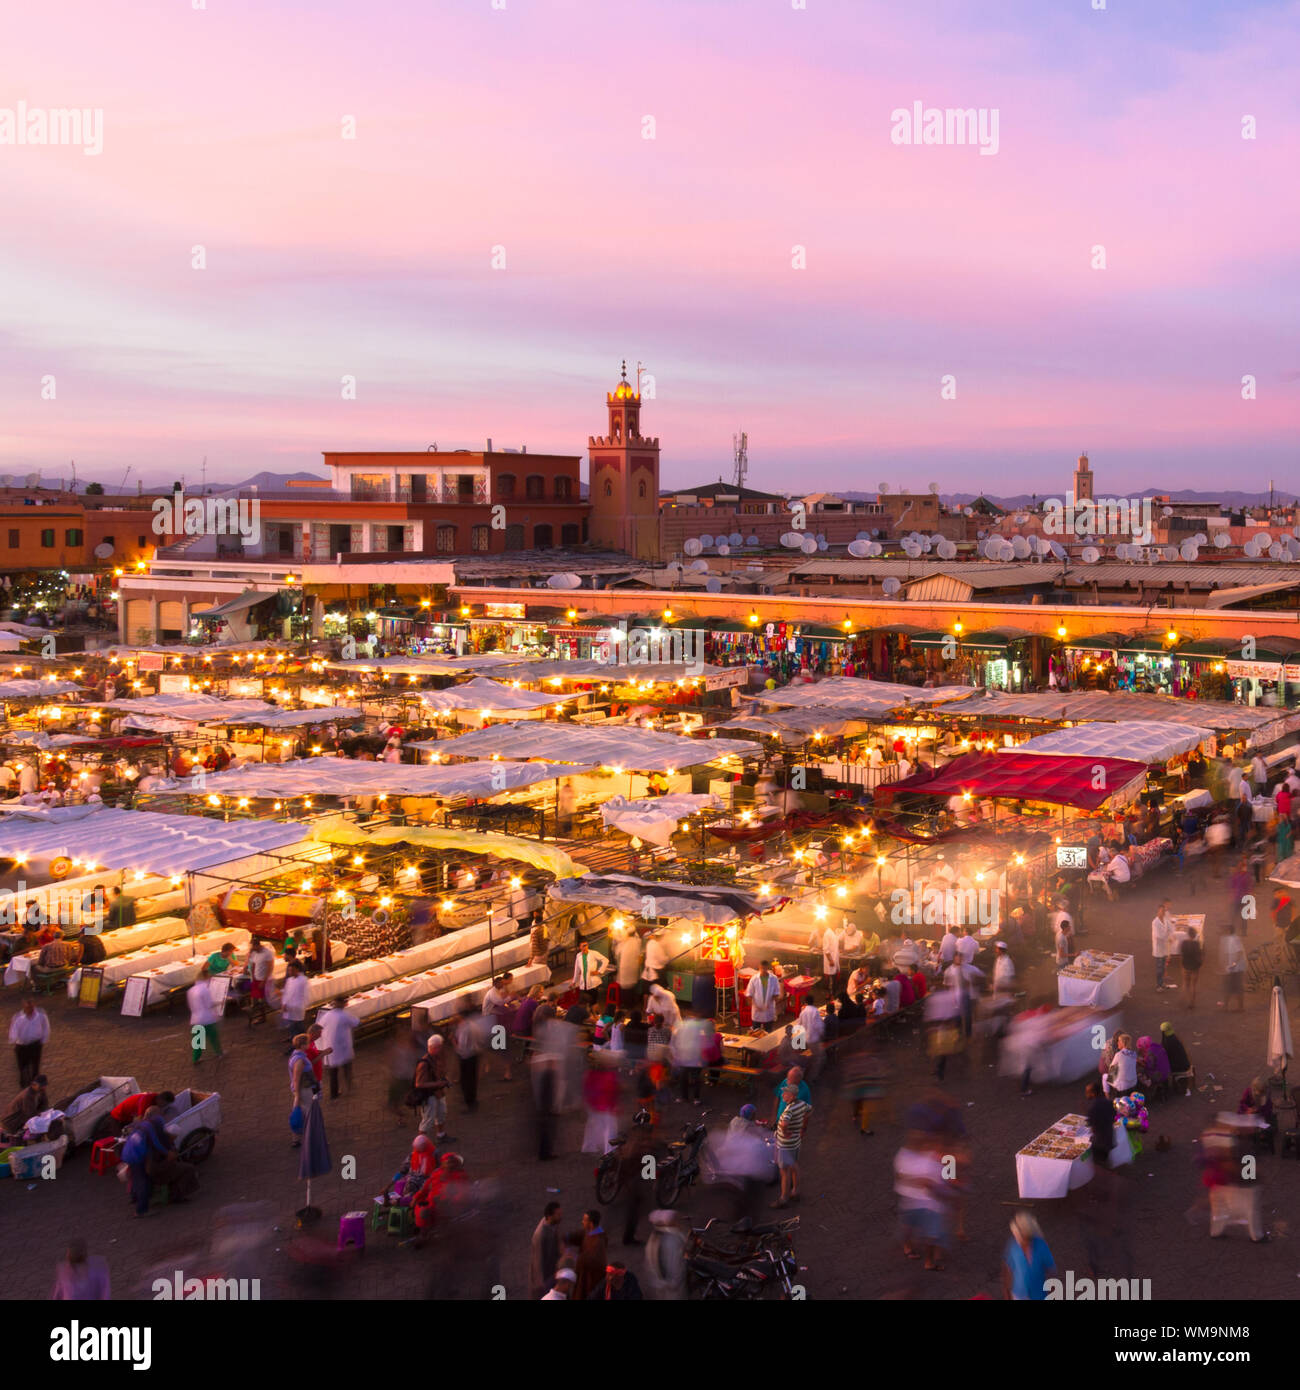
[{"xmin": 338, "ymin": 1211, "xmax": 367, "ymax": 1252}]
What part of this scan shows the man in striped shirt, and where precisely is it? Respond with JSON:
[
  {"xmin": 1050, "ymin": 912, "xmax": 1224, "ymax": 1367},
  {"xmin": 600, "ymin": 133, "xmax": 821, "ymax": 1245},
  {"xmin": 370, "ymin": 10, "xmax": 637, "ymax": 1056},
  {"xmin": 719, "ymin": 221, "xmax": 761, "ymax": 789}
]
[{"xmin": 772, "ymin": 1084, "xmax": 812, "ymax": 1209}]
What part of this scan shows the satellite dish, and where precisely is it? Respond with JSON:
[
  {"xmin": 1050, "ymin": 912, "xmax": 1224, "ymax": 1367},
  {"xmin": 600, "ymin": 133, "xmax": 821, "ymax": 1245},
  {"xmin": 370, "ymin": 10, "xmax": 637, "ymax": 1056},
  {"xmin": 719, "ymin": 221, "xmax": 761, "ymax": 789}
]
[
  {"xmin": 728, "ymin": 532, "xmax": 743, "ymax": 547},
  {"xmin": 878, "ymin": 482, "xmax": 891, "ymax": 494},
  {"xmin": 1161, "ymin": 506, "xmax": 1173, "ymax": 517},
  {"xmin": 920, "ymin": 535, "xmax": 934, "ymax": 552},
  {"xmin": 855, "ymin": 531, "xmax": 870, "ymax": 542},
  {"xmin": 1269, "ymin": 542, "xmax": 1285, "ymax": 560},
  {"xmin": 705, "ymin": 577, "xmax": 722, "ymax": 593},
  {"xmin": 93, "ymin": 542, "xmax": 114, "ymax": 560},
  {"xmin": 1163, "ymin": 546, "xmax": 1179, "ymax": 561},
  {"xmin": 963, "ymin": 506, "xmax": 973, "ymax": 517},
  {"xmin": 781, "ymin": 533, "xmax": 800, "ymax": 549},
  {"xmin": 1179, "ymin": 539, "xmax": 1198, "ymax": 561},
  {"xmin": 699, "ymin": 534, "xmax": 715, "ymax": 549},
  {"xmin": 746, "ymin": 536, "xmax": 759, "ymax": 547},
  {"xmin": 716, "ymin": 543, "xmax": 731, "ymax": 556},
  {"xmin": 867, "ymin": 542, "xmax": 883, "ymax": 558},
  {"xmin": 937, "ymin": 539, "xmax": 957, "ymax": 560},
  {"xmin": 683, "ymin": 538, "xmax": 702, "ymax": 557},
  {"xmin": 545, "ymin": 573, "xmax": 583, "ymax": 589},
  {"xmin": 690, "ymin": 559, "xmax": 709, "ymax": 573},
  {"xmin": 882, "ymin": 577, "xmax": 901, "ymax": 596},
  {"xmin": 902, "ymin": 542, "xmax": 920, "ymax": 558},
  {"xmin": 800, "ymin": 537, "xmax": 818, "ymax": 555},
  {"xmin": 1194, "ymin": 533, "xmax": 1208, "ymax": 545},
  {"xmin": 1014, "ymin": 513, "xmax": 1029, "ymax": 526},
  {"xmin": 1011, "ymin": 536, "xmax": 1030, "ymax": 559},
  {"xmin": 848, "ymin": 540, "xmax": 870, "ymax": 558},
  {"xmin": 1081, "ymin": 546, "xmax": 1100, "ymax": 564},
  {"xmin": 816, "ymin": 538, "xmax": 828, "ymax": 551},
  {"xmin": 871, "ymin": 529, "xmax": 882, "ymax": 539},
  {"xmin": 1048, "ymin": 540, "xmax": 1066, "ymax": 560}
]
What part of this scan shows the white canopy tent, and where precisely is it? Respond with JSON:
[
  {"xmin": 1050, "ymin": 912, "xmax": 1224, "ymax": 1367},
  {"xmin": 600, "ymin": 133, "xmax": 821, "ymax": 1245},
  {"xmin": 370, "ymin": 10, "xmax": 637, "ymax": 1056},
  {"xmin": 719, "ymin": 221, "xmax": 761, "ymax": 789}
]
[
  {"xmin": 1006, "ymin": 720, "xmax": 1215, "ymax": 764},
  {"xmin": 220, "ymin": 707, "xmax": 365, "ymax": 728},
  {"xmin": 91, "ymin": 694, "xmax": 275, "ymax": 722},
  {"xmin": 0, "ymin": 679, "xmax": 82, "ymax": 698},
  {"xmin": 143, "ymin": 755, "xmax": 597, "ymax": 800},
  {"xmin": 934, "ymin": 689, "xmax": 1300, "ymax": 748},
  {"xmin": 417, "ymin": 676, "xmax": 572, "ymax": 714},
  {"xmin": 0, "ymin": 805, "xmax": 308, "ymax": 876},
  {"xmin": 715, "ymin": 708, "xmax": 870, "ymax": 742},
  {"xmin": 420, "ymin": 721, "xmax": 756, "ymax": 771},
  {"xmin": 547, "ymin": 871, "xmax": 781, "ymax": 925},
  {"xmin": 324, "ymin": 654, "xmax": 516, "ymax": 677},
  {"xmin": 599, "ymin": 793, "xmax": 721, "ymax": 846},
  {"xmin": 746, "ymin": 678, "xmax": 976, "ymax": 718}
]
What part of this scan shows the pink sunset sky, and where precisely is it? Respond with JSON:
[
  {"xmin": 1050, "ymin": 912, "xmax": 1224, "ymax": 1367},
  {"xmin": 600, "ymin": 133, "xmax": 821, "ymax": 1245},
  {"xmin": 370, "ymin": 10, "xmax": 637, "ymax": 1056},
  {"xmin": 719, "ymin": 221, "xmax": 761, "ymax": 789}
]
[{"xmin": 1, "ymin": 0, "xmax": 1297, "ymax": 495}]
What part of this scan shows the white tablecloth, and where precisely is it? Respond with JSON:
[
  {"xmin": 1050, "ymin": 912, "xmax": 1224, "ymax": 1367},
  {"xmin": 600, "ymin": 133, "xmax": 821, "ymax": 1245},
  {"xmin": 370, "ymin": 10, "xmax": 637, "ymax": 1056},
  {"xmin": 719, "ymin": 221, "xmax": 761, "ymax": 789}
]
[
  {"xmin": 1057, "ymin": 952, "xmax": 1135, "ymax": 1009},
  {"xmin": 4, "ymin": 915, "xmax": 194, "ymax": 985},
  {"xmin": 306, "ymin": 917, "xmax": 519, "ymax": 1007},
  {"xmin": 1000, "ymin": 1009, "xmax": 1123, "ymax": 1085},
  {"xmin": 1016, "ymin": 1118, "xmax": 1134, "ymax": 1198},
  {"xmin": 411, "ymin": 962, "xmax": 549, "ymax": 1025},
  {"xmin": 346, "ymin": 937, "xmax": 532, "ymax": 1021},
  {"xmin": 67, "ymin": 927, "xmax": 252, "ymax": 996}
]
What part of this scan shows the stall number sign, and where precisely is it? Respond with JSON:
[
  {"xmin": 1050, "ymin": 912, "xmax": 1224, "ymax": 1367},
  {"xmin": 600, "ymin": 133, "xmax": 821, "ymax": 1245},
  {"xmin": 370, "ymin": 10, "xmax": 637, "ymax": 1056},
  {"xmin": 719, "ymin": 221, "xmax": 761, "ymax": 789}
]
[
  {"xmin": 1224, "ymin": 660, "xmax": 1281, "ymax": 680},
  {"xmin": 138, "ymin": 653, "xmax": 165, "ymax": 672},
  {"xmin": 1056, "ymin": 845, "xmax": 1088, "ymax": 870}
]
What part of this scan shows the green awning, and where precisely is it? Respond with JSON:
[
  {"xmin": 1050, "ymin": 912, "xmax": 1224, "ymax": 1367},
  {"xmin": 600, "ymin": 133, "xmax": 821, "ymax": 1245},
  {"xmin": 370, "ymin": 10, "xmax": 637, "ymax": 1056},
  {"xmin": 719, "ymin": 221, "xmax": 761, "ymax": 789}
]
[{"xmin": 1064, "ymin": 630, "xmax": 1127, "ymax": 652}]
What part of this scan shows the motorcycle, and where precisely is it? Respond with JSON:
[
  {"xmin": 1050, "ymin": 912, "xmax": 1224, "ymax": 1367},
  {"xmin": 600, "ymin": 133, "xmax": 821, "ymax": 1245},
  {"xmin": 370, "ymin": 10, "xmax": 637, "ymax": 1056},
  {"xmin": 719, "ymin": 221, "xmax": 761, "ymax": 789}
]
[
  {"xmin": 687, "ymin": 1243, "xmax": 801, "ymax": 1300},
  {"xmin": 689, "ymin": 1214, "xmax": 799, "ymax": 1263}
]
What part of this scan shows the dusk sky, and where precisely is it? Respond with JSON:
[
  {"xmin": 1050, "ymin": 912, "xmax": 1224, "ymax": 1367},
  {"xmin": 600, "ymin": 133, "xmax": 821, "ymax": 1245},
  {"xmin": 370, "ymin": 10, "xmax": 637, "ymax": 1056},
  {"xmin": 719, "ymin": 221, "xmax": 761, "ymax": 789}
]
[{"xmin": 3, "ymin": 0, "xmax": 1297, "ymax": 495}]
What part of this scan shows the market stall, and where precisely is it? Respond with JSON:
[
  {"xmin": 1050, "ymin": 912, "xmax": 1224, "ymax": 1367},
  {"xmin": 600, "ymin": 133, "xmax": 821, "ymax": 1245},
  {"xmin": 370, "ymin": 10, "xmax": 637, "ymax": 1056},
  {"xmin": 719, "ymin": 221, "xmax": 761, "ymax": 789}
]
[
  {"xmin": 1057, "ymin": 949, "xmax": 1136, "ymax": 1009},
  {"xmin": 1015, "ymin": 1112, "xmax": 1133, "ymax": 1199}
]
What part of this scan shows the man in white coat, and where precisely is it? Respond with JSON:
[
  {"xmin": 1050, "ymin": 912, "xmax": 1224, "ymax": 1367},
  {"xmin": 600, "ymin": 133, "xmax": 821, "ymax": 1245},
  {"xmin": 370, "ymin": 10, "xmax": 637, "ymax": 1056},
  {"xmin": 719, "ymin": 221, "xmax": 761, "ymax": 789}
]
[
  {"xmin": 571, "ymin": 941, "xmax": 608, "ymax": 999},
  {"xmin": 745, "ymin": 961, "xmax": 782, "ymax": 1035},
  {"xmin": 316, "ymin": 998, "xmax": 360, "ymax": 1099},
  {"xmin": 821, "ymin": 922, "xmax": 841, "ymax": 997}
]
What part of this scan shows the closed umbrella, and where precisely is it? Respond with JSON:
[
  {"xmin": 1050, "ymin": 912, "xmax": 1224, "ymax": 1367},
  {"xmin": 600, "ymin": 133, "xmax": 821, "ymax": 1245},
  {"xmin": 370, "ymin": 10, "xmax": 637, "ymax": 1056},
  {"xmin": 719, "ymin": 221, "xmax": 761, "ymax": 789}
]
[
  {"xmin": 296, "ymin": 1092, "xmax": 332, "ymax": 1225},
  {"xmin": 1267, "ymin": 974, "xmax": 1293, "ymax": 1100}
]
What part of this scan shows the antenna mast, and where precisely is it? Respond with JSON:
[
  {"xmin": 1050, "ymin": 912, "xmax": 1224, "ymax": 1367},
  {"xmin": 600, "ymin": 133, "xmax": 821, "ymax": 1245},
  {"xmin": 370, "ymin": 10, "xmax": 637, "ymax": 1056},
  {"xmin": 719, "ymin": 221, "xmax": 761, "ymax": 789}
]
[{"xmin": 732, "ymin": 430, "xmax": 748, "ymax": 490}]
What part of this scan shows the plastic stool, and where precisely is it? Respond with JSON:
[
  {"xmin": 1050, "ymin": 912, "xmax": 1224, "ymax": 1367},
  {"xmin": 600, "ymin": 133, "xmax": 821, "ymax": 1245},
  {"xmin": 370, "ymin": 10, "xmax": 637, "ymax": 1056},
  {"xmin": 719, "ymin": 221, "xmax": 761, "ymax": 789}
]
[
  {"xmin": 338, "ymin": 1211, "xmax": 366, "ymax": 1251},
  {"xmin": 713, "ymin": 962, "xmax": 737, "ymax": 1021},
  {"xmin": 785, "ymin": 982, "xmax": 812, "ymax": 1017},
  {"xmin": 369, "ymin": 1204, "xmax": 389, "ymax": 1232},
  {"xmin": 386, "ymin": 1205, "xmax": 414, "ymax": 1238},
  {"xmin": 90, "ymin": 1137, "xmax": 120, "ymax": 1176}
]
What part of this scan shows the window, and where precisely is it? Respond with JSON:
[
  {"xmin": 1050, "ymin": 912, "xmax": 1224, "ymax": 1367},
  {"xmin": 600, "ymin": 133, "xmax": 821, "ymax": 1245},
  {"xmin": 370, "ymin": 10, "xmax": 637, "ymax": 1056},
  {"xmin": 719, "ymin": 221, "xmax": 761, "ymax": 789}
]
[
  {"xmin": 65, "ymin": 529, "xmax": 83, "ymax": 545},
  {"xmin": 435, "ymin": 524, "xmax": 457, "ymax": 552},
  {"xmin": 471, "ymin": 525, "xmax": 490, "ymax": 552},
  {"xmin": 7, "ymin": 530, "xmax": 17, "ymax": 549},
  {"xmin": 504, "ymin": 523, "xmax": 525, "ymax": 551},
  {"xmin": 496, "ymin": 473, "xmax": 516, "ymax": 501},
  {"xmin": 561, "ymin": 523, "xmax": 580, "ymax": 546},
  {"xmin": 554, "ymin": 475, "xmax": 572, "ymax": 501},
  {"xmin": 525, "ymin": 475, "xmax": 545, "ymax": 501},
  {"xmin": 137, "ymin": 534, "xmax": 147, "ymax": 548},
  {"xmin": 533, "ymin": 523, "xmax": 553, "ymax": 548},
  {"xmin": 102, "ymin": 535, "xmax": 115, "ymax": 548},
  {"xmin": 638, "ymin": 481, "xmax": 647, "ymax": 499},
  {"xmin": 40, "ymin": 529, "xmax": 55, "ymax": 548},
  {"xmin": 604, "ymin": 480, "xmax": 613, "ymax": 497}
]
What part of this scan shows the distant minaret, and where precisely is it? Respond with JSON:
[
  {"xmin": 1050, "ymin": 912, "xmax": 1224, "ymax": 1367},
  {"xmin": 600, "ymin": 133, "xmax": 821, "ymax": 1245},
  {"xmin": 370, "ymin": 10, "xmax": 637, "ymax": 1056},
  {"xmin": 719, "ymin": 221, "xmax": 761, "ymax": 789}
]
[{"xmin": 1074, "ymin": 452, "xmax": 1093, "ymax": 502}]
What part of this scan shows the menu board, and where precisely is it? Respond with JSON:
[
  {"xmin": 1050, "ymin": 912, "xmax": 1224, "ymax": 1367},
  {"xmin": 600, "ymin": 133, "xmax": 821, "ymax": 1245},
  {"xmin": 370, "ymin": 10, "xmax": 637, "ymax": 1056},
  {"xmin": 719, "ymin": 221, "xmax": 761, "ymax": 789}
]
[
  {"xmin": 77, "ymin": 966, "xmax": 105, "ymax": 1009},
  {"xmin": 121, "ymin": 975, "xmax": 149, "ymax": 1017}
]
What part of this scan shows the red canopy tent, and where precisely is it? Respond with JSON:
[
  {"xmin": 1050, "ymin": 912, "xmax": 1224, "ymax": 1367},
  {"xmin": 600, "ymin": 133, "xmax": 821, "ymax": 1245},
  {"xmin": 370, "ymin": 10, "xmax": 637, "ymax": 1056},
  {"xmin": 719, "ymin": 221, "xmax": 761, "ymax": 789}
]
[{"xmin": 881, "ymin": 751, "xmax": 1148, "ymax": 811}]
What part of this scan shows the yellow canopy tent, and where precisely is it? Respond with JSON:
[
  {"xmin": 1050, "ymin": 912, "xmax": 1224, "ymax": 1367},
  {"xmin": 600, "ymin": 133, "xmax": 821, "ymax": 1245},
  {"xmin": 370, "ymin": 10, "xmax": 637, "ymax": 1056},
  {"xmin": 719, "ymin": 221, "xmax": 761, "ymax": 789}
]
[{"xmin": 309, "ymin": 817, "xmax": 589, "ymax": 880}]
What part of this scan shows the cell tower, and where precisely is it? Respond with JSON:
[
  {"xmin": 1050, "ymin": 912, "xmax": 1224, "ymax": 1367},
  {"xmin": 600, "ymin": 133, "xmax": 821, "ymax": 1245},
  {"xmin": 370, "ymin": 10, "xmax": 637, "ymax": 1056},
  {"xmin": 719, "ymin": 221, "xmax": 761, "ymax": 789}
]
[{"xmin": 732, "ymin": 430, "xmax": 748, "ymax": 490}]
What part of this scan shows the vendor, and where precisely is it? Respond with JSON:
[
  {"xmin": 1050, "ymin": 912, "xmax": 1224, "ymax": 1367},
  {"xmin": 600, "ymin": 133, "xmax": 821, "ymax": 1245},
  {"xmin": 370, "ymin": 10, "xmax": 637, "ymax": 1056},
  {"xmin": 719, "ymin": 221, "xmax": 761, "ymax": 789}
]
[
  {"xmin": 0, "ymin": 1074, "xmax": 48, "ymax": 1142},
  {"xmin": 206, "ymin": 942, "xmax": 238, "ymax": 976},
  {"xmin": 109, "ymin": 1090, "xmax": 174, "ymax": 1133}
]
